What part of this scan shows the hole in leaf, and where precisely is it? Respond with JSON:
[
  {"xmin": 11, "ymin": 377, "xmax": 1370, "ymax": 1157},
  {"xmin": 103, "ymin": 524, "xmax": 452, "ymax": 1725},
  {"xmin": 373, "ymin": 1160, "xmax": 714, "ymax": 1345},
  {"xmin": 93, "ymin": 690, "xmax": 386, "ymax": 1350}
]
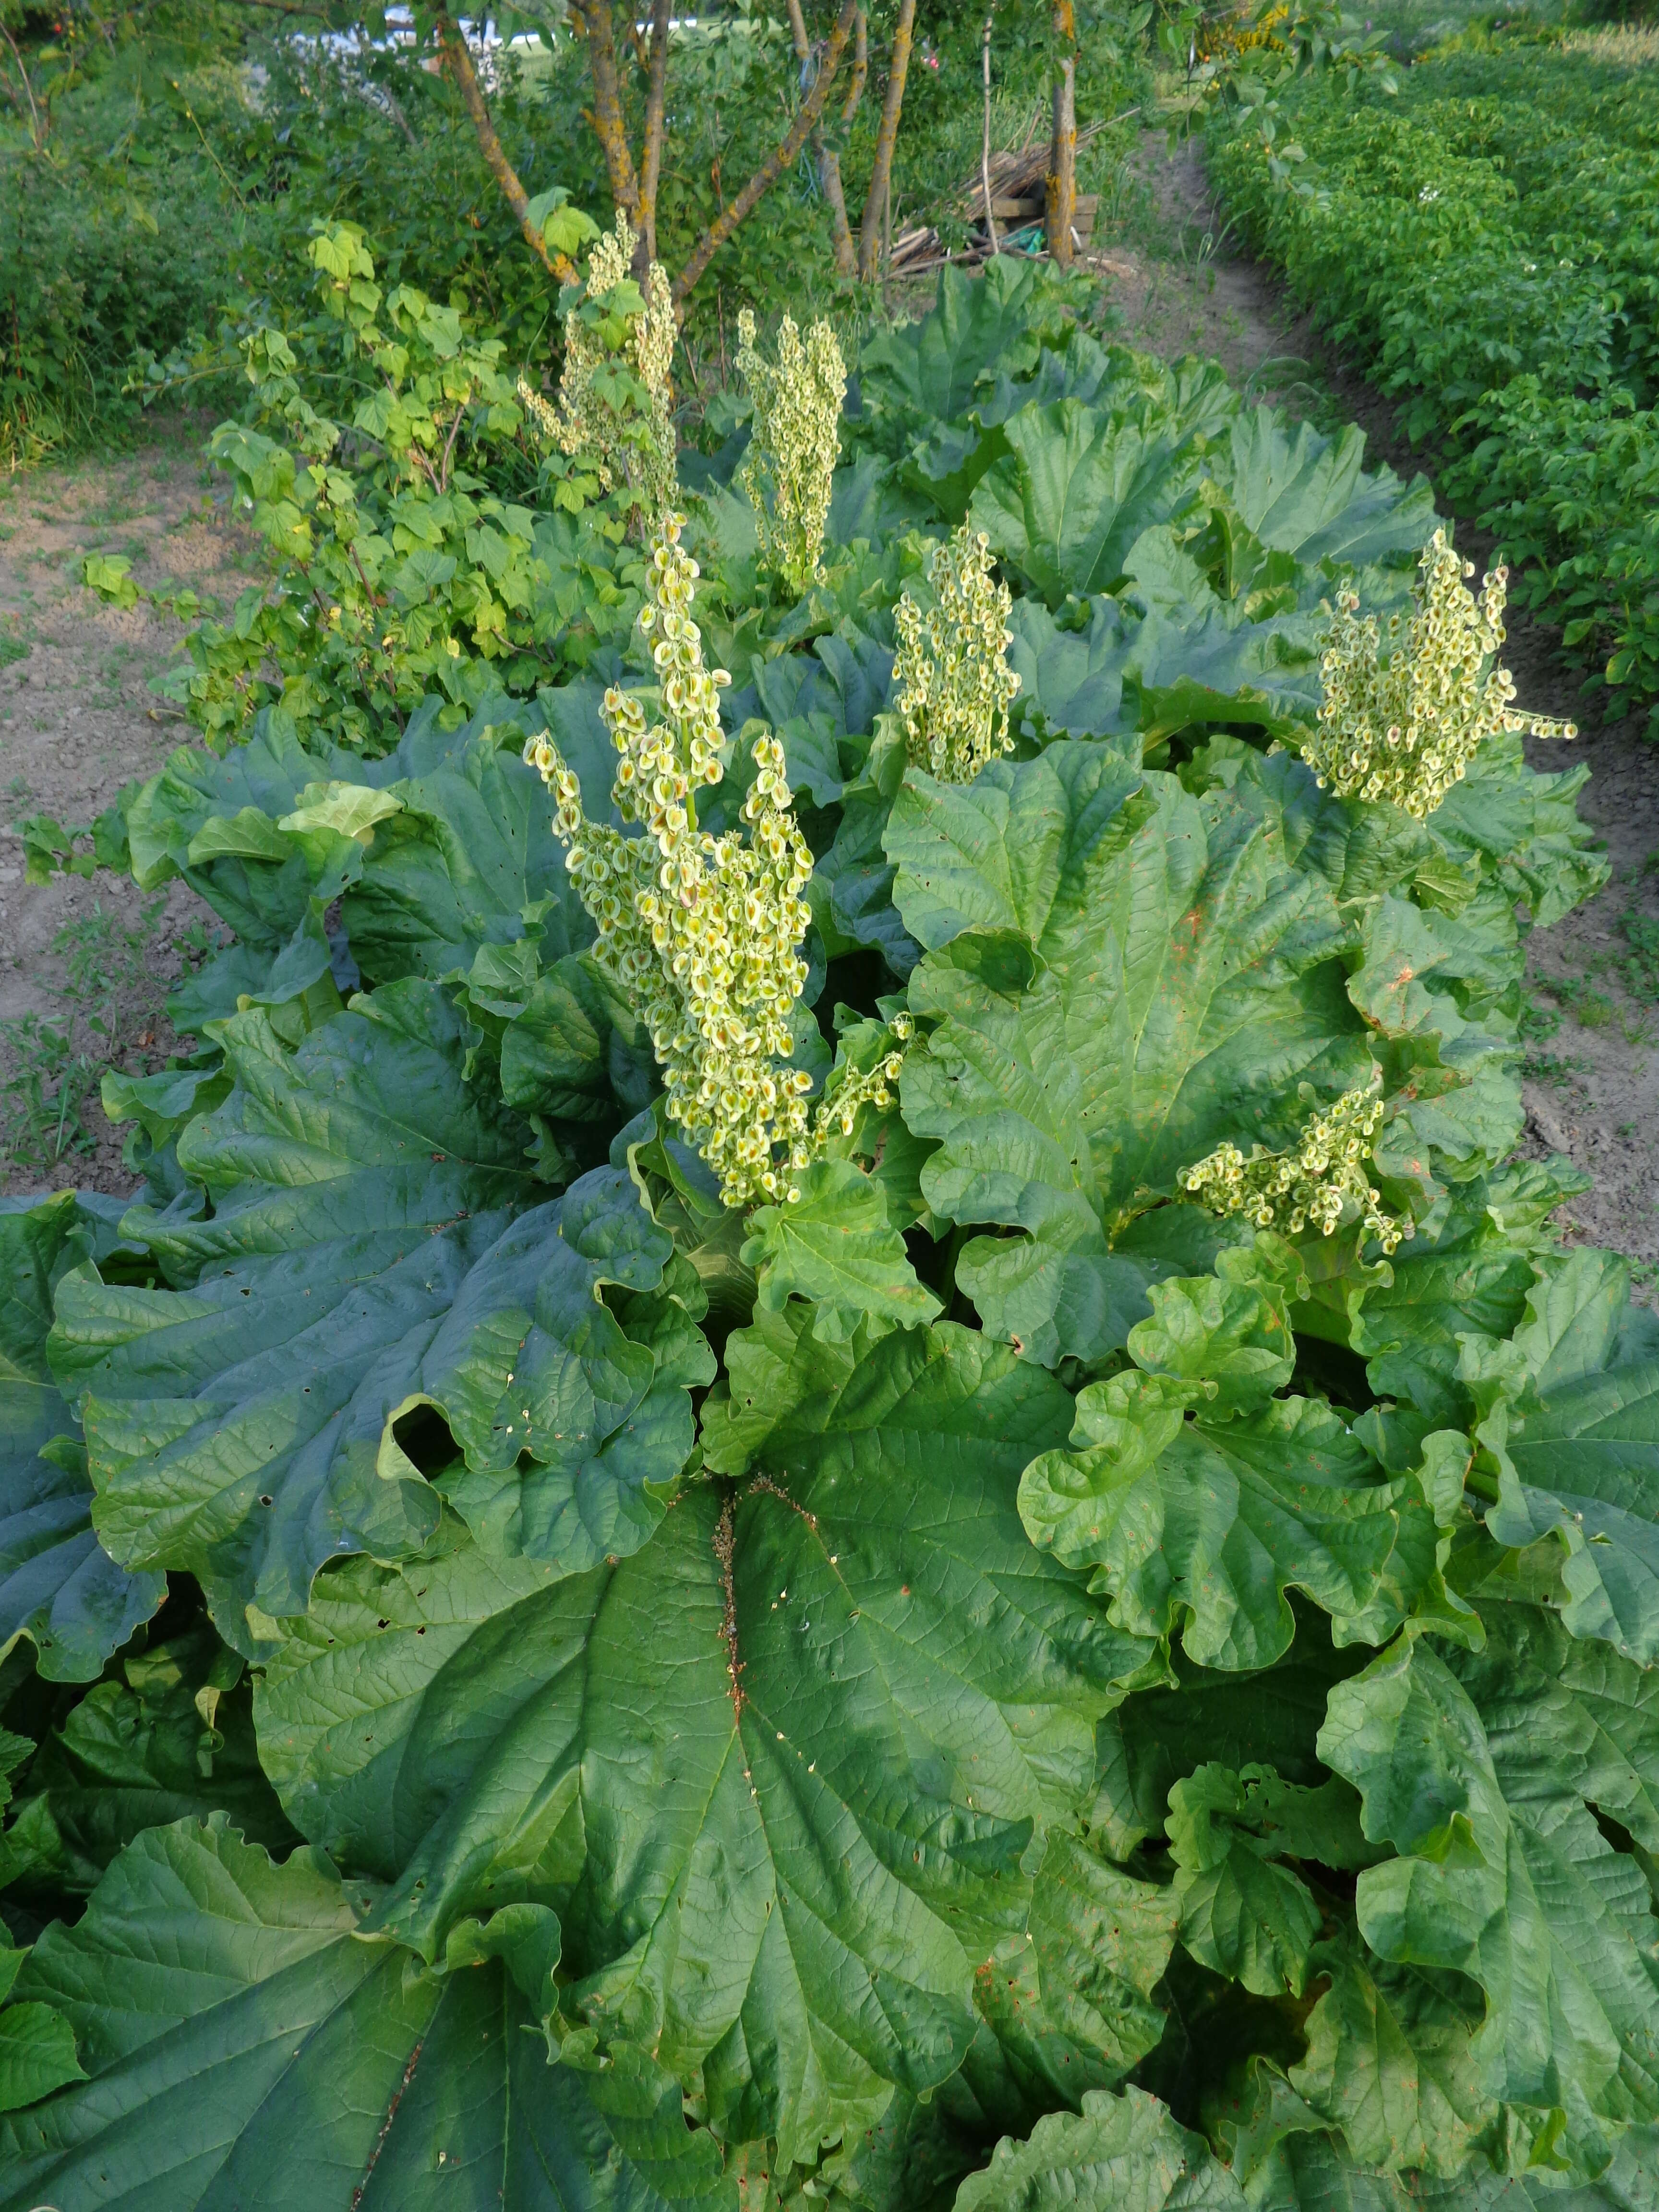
[{"xmin": 390, "ymin": 1402, "xmax": 460, "ymax": 1478}]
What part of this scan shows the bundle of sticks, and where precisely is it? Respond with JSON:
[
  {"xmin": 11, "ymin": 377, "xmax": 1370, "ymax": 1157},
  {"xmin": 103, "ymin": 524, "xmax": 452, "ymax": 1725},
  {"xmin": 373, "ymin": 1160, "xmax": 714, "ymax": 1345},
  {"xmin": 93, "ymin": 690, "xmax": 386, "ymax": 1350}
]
[{"xmin": 884, "ymin": 111, "xmax": 1123, "ymax": 279}]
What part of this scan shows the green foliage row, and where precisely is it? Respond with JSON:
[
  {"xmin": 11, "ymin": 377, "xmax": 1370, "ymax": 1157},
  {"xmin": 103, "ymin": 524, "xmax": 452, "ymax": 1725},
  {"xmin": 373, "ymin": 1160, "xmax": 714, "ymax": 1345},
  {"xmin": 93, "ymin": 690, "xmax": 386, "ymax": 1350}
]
[
  {"xmin": 4, "ymin": 252, "xmax": 1657, "ymax": 2211},
  {"xmin": 1208, "ymin": 36, "xmax": 1659, "ymax": 730}
]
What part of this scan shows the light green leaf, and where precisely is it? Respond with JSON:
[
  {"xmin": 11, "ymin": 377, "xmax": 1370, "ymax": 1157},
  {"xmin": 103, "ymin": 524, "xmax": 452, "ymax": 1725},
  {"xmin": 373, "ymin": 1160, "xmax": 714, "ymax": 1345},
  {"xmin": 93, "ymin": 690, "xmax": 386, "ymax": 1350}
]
[
  {"xmin": 1020, "ymin": 1248, "xmax": 1444, "ymax": 1668},
  {"xmin": 741, "ymin": 1159, "xmax": 942, "ymax": 1343},
  {"xmin": 1349, "ymin": 1178, "xmax": 1539, "ymax": 1426},
  {"xmin": 0, "ymin": 1994, "xmax": 84, "ymax": 2114},
  {"xmin": 857, "ymin": 256, "xmax": 1052, "ymax": 433},
  {"xmin": 1169, "ymin": 1766, "xmax": 1343, "ymax": 1997},
  {"xmin": 893, "ymin": 758, "xmax": 1370, "ymax": 1366},
  {"xmin": 970, "ymin": 401, "xmax": 1203, "ymax": 606},
  {"xmin": 951, "ymin": 2085, "xmax": 1247, "ymax": 2210},
  {"xmin": 1022, "ymin": 1825, "xmax": 1180, "ymax": 2077},
  {"xmin": 1205, "ymin": 410, "xmax": 1436, "ymax": 570},
  {"xmin": 1289, "ymin": 1933, "xmax": 1496, "ymax": 2176},
  {"xmin": 1126, "ymin": 1243, "xmax": 1299, "ymax": 1415},
  {"xmin": 1484, "ymin": 1278, "xmax": 1659, "ymax": 1664}
]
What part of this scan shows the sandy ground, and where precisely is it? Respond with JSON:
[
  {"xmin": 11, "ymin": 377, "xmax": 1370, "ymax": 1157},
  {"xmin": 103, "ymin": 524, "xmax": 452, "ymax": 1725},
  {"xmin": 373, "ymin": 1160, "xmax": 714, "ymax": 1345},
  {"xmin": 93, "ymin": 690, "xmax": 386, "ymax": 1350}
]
[{"xmin": 3, "ymin": 169, "xmax": 1655, "ymax": 1271}]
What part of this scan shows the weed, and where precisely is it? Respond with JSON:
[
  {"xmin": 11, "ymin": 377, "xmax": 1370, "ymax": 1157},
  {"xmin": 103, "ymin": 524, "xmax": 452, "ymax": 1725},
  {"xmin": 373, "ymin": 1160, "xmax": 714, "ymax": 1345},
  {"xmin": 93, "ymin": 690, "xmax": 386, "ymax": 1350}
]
[
  {"xmin": 1616, "ymin": 912, "xmax": 1659, "ymax": 1005},
  {"xmin": 1519, "ymin": 1000, "xmax": 1562, "ymax": 1044},
  {"xmin": 1522, "ymin": 1049, "xmax": 1589, "ymax": 1086},
  {"xmin": 0, "ymin": 1013, "xmax": 99, "ymax": 1171}
]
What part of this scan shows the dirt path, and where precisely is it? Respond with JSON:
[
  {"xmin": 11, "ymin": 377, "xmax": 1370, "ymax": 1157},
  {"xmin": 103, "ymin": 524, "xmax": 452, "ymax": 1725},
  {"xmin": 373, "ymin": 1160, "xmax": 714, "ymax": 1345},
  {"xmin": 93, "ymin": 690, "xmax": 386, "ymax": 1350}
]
[
  {"xmin": 1086, "ymin": 134, "xmax": 1659, "ymax": 1277},
  {"xmin": 0, "ymin": 426, "xmax": 246, "ymax": 1200}
]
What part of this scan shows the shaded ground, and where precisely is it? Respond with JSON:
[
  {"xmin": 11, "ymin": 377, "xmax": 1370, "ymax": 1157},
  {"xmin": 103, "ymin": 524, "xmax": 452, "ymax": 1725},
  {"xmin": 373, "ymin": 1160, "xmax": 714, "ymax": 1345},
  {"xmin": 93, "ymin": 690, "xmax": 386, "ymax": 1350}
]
[
  {"xmin": 1084, "ymin": 133, "xmax": 1659, "ymax": 1276},
  {"xmin": 0, "ymin": 425, "xmax": 246, "ymax": 1200}
]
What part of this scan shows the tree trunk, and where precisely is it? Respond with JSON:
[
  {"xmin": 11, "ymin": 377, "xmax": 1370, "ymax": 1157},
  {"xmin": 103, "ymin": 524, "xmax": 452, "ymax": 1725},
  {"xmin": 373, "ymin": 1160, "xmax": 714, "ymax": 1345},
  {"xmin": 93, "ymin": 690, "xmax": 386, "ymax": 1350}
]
[
  {"xmin": 433, "ymin": 9, "xmax": 577, "ymax": 280},
  {"xmin": 980, "ymin": 11, "xmax": 999, "ymax": 255},
  {"xmin": 673, "ymin": 0, "xmax": 860, "ymax": 308},
  {"xmin": 785, "ymin": 0, "xmax": 861, "ymax": 278},
  {"xmin": 568, "ymin": 0, "xmax": 642, "ymax": 225},
  {"xmin": 1045, "ymin": 0, "xmax": 1076, "ymax": 267},
  {"xmin": 637, "ymin": 0, "xmax": 673, "ymax": 268},
  {"xmin": 822, "ymin": 12, "xmax": 868, "ymax": 276},
  {"xmin": 857, "ymin": 0, "xmax": 916, "ymax": 282}
]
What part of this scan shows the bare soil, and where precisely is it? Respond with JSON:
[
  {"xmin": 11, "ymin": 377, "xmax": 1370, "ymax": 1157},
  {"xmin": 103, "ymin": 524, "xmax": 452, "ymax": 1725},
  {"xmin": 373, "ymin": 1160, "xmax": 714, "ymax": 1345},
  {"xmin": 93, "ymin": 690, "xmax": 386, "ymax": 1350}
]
[
  {"xmin": 1085, "ymin": 135, "xmax": 1659, "ymax": 1276},
  {"xmin": 0, "ymin": 425, "xmax": 246, "ymax": 1202}
]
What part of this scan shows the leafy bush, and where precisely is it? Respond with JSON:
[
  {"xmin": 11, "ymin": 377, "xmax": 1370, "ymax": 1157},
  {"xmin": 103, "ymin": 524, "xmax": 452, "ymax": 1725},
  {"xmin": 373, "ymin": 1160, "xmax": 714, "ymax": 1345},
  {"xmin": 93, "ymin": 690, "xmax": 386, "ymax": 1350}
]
[
  {"xmin": 6, "ymin": 258, "xmax": 1659, "ymax": 2210},
  {"xmin": 1208, "ymin": 40, "xmax": 1659, "ymax": 729}
]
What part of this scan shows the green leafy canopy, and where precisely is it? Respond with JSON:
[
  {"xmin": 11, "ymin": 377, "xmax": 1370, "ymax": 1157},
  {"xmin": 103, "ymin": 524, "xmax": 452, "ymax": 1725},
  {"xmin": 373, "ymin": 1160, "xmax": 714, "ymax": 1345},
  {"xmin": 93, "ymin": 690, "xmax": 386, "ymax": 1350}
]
[{"xmin": 3, "ymin": 251, "xmax": 1653, "ymax": 2212}]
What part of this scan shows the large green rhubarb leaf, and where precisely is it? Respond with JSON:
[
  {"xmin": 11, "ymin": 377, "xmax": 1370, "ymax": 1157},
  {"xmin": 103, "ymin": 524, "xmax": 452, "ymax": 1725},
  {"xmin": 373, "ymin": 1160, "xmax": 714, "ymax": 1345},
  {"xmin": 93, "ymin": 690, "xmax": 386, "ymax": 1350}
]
[
  {"xmin": 1479, "ymin": 1251, "xmax": 1659, "ymax": 1667},
  {"xmin": 1286, "ymin": 1932, "xmax": 1497, "ymax": 2176},
  {"xmin": 1320, "ymin": 1601, "xmax": 1659, "ymax": 2171},
  {"xmin": 255, "ymin": 1314, "xmax": 1152, "ymax": 2165},
  {"xmin": 888, "ymin": 747, "xmax": 1372, "ymax": 1366},
  {"xmin": 1, "ymin": 1191, "xmax": 164, "ymax": 1682},
  {"xmin": 969, "ymin": 400, "xmax": 1203, "ymax": 606},
  {"xmin": 1203, "ymin": 410, "xmax": 1437, "ymax": 571},
  {"xmin": 1019, "ymin": 1246, "xmax": 1450, "ymax": 1669},
  {"xmin": 856, "ymin": 256, "xmax": 1054, "ymax": 438},
  {"xmin": 0, "ymin": 1816, "xmax": 733, "ymax": 2211},
  {"xmin": 951, "ymin": 2086, "xmax": 1246, "ymax": 2211},
  {"xmin": 48, "ymin": 986, "xmax": 704, "ymax": 1637}
]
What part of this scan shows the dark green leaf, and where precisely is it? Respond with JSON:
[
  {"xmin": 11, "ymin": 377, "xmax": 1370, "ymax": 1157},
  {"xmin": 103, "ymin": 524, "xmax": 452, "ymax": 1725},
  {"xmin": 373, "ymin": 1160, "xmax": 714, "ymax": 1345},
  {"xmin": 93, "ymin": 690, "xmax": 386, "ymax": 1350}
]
[
  {"xmin": 0, "ymin": 1191, "xmax": 165, "ymax": 1683},
  {"xmin": 258, "ymin": 1316, "xmax": 1151, "ymax": 2165},
  {"xmin": 0, "ymin": 1816, "xmax": 732, "ymax": 2209}
]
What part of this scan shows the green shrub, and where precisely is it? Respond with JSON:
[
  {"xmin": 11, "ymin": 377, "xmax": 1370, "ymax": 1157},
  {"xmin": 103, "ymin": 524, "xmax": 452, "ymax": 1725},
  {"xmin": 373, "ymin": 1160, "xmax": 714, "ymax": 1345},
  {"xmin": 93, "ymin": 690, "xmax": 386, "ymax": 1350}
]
[{"xmin": 1208, "ymin": 43, "xmax": 1659, "ymax": 727}]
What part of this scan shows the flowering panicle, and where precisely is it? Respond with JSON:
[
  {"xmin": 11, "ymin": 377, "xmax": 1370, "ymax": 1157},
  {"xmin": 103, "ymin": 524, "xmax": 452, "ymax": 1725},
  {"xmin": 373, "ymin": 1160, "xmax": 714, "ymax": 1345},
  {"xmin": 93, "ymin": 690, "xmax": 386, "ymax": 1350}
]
[
  {"xmin": 526, "ymin": 512, "xmax": 906, "ymax": 1209},
  {"xmin": 1305, "ymin": 528, "xmax": 1578, "ymax": 819},
  {"xmin": 535, "ymin": 210, "xmax": 677, "ymax": 523},
  {"xmin": 1178, "ymin": 1082, "xmax": 1410, "ymax": 1254},
  {"xmin": 893, "ymin": 525, "xmax": 1022, "ymax": 782},
  {"xmin": 735, "ymin": 309, "xmax": 846, "ymax": 593}
]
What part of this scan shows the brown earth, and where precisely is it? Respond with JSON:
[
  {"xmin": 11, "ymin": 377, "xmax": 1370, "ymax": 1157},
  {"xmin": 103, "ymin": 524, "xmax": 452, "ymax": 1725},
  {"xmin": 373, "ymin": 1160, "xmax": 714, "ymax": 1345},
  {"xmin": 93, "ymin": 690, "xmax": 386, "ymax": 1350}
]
[
  {"xmin": 0, "ymin": 425, "xmax": 243, "ymax": 1202},
  {"xmin": 3, "ymin": 170, "xmax": 1655, "ymax": 1274}
]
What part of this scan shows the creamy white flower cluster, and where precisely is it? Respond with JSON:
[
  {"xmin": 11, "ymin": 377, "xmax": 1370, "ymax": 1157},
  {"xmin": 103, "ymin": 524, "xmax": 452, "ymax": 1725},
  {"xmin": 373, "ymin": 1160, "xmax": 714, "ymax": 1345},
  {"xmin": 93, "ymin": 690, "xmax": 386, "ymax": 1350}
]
[
  {"xmin": 526, "ymin": 513, "xmax": 904, "ymax": 1209},
  {"xmin": 1305, "ymin": 527, "xmax": 1578, "ymax": 819},
  {"xmin": 535, "ymin": 210, "xmax": 677, "ymax": 522},
  {"xmin": 893, "ymin": 525, "xmax": 1022, "ymax": 782},
  {"xmin": 735, "ymin": 309, "xmax": 846, "ymax": 593},
  {"xmin": 1178, "ymin": 1082, "xmax": 1411, "ymax": 1254}
]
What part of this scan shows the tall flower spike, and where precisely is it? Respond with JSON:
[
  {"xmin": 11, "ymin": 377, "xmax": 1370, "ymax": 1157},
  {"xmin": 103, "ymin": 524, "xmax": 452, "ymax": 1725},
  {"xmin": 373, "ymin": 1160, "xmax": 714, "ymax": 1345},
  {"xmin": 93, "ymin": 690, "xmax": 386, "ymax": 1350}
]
[
  {"xmin": 735, "ymin": 308, "xmax": 846, "ymax": 594},
  {"xmin": 1304, "ymin": 527, "xmax": 1578, "ymax": 819},
  {"xmin": 893, "ymin": 525, "xmax": 1022, "ymax": 782},
  {"xmin": 526, "ymin": 512, "xmax": 828, "ymax": 1208},
  {"xmin": 540, "ymin": 209, "xmax": 677, "ymax": 524},
  {"xmin": 1178, "ymin": 1081, "xmax": 1411, "ymax": 1255}
]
